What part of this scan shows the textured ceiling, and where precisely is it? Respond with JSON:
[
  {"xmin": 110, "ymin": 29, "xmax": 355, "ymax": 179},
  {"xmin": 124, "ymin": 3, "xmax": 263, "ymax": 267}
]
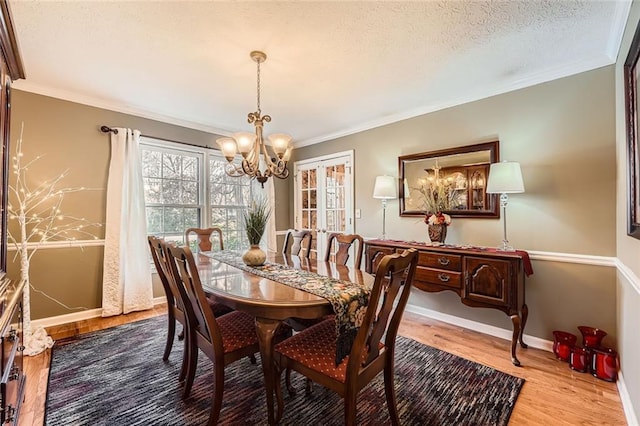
[{"xmin": 9, "ymin": 1, "xmax": 630, "ymax": 147}]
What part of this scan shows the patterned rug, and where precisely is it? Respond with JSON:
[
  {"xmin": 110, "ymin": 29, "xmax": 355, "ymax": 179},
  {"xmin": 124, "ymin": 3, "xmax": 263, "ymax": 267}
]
[{"xmin": 45, "ymin": 316, "xmax": 524, "ymax": 426}]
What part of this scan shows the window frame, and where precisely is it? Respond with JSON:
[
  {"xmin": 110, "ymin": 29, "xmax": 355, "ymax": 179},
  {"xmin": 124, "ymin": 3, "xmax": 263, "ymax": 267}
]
[{"xmin": 140, "ymin": 136, "xmax": 255, "ymax": 250}]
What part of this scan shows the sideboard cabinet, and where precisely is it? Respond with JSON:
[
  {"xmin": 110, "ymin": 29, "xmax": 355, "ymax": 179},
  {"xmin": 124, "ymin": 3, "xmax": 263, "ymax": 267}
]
[
  {"xmin": 365, "ymin": 239, "xmax": 529, "ymax": 366},
  {"xmin": 0, "ymin": 278, "xmax": 24, "ymax": 424}
]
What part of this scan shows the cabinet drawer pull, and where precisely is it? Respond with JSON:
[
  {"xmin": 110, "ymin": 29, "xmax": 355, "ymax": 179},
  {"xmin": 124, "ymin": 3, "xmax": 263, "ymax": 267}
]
[
  {"xmin": 437, "ymin": 257, "xmax": 450, "ymax": 266},
  {"xmin": 438, "ymin": 273, "xmax": 451, "ymax": 282},
  {"xmin": 9, "ymin": 365, "xmax": 19, "ymax": 381}
]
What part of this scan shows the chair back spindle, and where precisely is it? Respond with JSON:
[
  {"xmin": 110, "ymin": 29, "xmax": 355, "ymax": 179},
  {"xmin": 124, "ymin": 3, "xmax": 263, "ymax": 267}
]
[
  {"xmin": 282, "ymin": 229, "xmax": 313, "ymax": 259},
  {"xmin": 185, "ymin": 227, "xmax": 224, "ymax": 252},
  {"xmin": 348, "ymin": 249, "xmax": 418, "ymax": 374},
  {"xmin": 324, "ymin": 233, "xmax": 364, "ymax": 268}
]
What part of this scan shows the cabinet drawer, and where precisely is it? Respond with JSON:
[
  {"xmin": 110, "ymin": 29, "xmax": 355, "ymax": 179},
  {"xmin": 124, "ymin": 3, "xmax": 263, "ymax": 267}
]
[
  {"xmin": 418, "ymin": 252, "xmax": 461, "ymax": 271},
  {"xmin": 1, "ymin": 338, "xmax": 22, "ymax": 425},
  {"xmin": 415, "ymin": 266, "xmax": 462, "ymax": 289}
]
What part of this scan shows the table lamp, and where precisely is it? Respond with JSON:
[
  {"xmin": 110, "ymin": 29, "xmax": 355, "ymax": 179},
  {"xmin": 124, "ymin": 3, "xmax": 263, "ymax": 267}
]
[
  {"xmin": 486, "ymin": 161, "xmax": 524, "ymax": 251},
  {"xmin": 373, "ymin": 175, "xmax": 396, "ymax": 240}
]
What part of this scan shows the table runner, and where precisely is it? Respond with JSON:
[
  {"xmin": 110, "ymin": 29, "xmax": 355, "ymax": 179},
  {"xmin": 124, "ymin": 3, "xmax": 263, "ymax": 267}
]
[{"xmin": 206, "ymin": 251, "xmax": 371, "ymax": 365}]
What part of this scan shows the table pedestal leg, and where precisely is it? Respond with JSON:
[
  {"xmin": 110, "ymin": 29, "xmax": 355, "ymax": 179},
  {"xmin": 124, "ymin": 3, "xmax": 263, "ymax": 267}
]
[{"xmin": 255, "ymin": 317, "xmax": 281, "ymax": 426}]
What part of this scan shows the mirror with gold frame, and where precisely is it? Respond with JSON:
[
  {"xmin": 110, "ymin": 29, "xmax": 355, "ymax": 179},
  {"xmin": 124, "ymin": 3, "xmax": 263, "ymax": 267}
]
[{"xmin": 399, "ymin": 141, "xmax": 500, "ymax": 218}]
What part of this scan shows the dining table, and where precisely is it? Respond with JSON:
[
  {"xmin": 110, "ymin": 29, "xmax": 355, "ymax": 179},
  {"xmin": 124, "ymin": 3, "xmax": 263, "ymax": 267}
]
[{"xmin": 195, "ymin": 251, "xmax": 375, "ymax": 425}]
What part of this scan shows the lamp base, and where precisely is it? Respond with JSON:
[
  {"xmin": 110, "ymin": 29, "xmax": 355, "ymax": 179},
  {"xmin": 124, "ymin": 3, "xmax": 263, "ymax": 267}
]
[{"xmin": 496, "ymin": 240, "xmax": 516, "ymax": 252}]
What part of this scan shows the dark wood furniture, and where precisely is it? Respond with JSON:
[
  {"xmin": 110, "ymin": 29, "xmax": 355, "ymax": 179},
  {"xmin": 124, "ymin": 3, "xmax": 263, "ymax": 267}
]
[
  {"xmin": 0, "ymin": 278, "xmax": 24, "ymax": 425},
  {"xmin": 325, "ymin": 232, "xmax": 364, "ymax": 268},
  {"xmin": 148, "ymin": 237, "xmax": 233, "ymax": 383},
  {"xmin": 274, "ymin": 249, "xmax": 419, "ymax": 425},
  {"xmin": 399, "ymin": 141, "xmax": 499, "ymax": 218},
  {"xmin": 165, "ymin": 245, "xmax": 282, "ymax": 425},
  {"xmin": 185, "ymin": 227, "xmax": 224, "ymax": 251},
  {"xmin": 365, "ymin": 239, "xmax": 529, "ymax": 366},
  {"xmin": 196, "ymin": 252, "xmax": 374, "ymax": 425},
  {"xmin": 0, "ymin": 3, "xmax": 26, "ymax": 425}
]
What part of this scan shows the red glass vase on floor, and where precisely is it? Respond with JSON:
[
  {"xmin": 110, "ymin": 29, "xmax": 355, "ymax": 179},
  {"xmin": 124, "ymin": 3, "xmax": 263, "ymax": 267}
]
[
  {"xmin": 552, "ymin": 331, "xmax": 577, "ymax": 362},
  {"xmin": 591, "ymin": 347, "xmax": 619, "ymax": 382},
  {"xmin": 569, "ymin": 346, "xmax": 590, "ymax": 373},
  {"xmin": 578, "ymin": 326, "xmax": 607, "ymax": 348}
]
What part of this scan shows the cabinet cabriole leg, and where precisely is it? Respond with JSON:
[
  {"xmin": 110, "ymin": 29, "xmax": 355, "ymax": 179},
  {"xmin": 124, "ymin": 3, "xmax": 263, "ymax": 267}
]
[
  {"xmin": 510, "ymin": 314, "xmax": 522, "ymax": 367},
  {"xmin": 519, "ymin": 303, "xmax": 529, "ymax": 349}
]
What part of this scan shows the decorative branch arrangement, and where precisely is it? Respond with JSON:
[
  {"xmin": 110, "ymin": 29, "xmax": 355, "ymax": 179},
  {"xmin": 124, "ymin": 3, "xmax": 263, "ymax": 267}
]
[
  {"xmin": 8, "ymin": 126, "xmax": 102, "ymax": 356},
  {"xmin": 415, "ymin": 163, "xmax": 460, "ymax": 214}
]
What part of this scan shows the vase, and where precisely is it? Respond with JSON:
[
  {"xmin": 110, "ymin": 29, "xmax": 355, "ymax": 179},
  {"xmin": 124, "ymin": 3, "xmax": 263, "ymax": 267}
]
[
  {"xmin": 428, "ymin": 224, "xmax": 447, "ymax": 243},
  {"xmin": 578, "ymin": 326, "xmax": 607, "ymax": 348},
  {"xmin": 242, "ymin": 245, "xmax": 266, "ymax": 266},
  {"xmin": 552, "ymin": 330, "xmax": 577, "ymax": 362},
  {"xmin": 591, "ymin": 347, "xmax": 618, "ymax": 382}
]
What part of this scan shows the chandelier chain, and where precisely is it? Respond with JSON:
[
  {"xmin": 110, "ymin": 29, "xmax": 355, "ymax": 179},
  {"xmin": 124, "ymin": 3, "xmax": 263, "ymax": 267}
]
[{"xmin": 256, "ymin": 59, "xmax": 261, "ymax": 115}]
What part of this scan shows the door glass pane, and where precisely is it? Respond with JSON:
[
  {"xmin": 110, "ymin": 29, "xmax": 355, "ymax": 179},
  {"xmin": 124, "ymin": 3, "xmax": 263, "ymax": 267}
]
[
  {"xmin": 302, "ymin": 170, "xmax": 309, "ymax": 189},
  {"xmin": 335, "ymin": 164, "xmax": 345, "ymax": 185},
  {"xmin": 302, "ymin": 190, "xmax": 309, "ymax": 209},
  {"xmin": 310, "ymin": 211, "xmax": 317, "ymax": 230},
  {"xmin": 310, "ymin": 190, "xmax": 317, "ymax": 209},
  {"xmin": 302, "ymin": 211, "xmax": 309, "ymax": 229},
  {"xmin": 309, "ymin": 169, "xmax": 317, "ymax": 188}
]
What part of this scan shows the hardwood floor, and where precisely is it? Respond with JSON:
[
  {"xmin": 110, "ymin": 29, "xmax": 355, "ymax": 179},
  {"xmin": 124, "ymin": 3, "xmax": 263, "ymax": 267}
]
[{"xmin": 19, "ymin": 307, "xmax": 627, "ymax": 425}]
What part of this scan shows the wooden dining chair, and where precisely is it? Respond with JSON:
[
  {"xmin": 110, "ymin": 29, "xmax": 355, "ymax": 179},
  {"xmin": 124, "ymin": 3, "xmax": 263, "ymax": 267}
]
[
  {"xmin": 148, "ymin": 236, "xmax": 191, "ymax": 381},
  {"xmin": 324, "ymin": 232, "xmax": 364, "ymax": 269},
  {"xmin": 148, "ymin": 237, "xmax": 233, "ymax": 372},
  {"xmin": 185, "ymin": 227, "xmax": 224, "ymax": 252},
  {"xmin": 164, "ymin": 244, "xmax": 290, "ymax": 425},
  {"xmin": 274, "ymin": 248, "xmax": 419, "ymax": 426},
  {"xmin": 282, "ymin": 229, "xmax": 313, "ymax": 259}
]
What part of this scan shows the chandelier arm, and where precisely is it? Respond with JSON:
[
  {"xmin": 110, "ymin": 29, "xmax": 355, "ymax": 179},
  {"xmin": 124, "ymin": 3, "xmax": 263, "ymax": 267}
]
[{"xmin": 223, "ymin": 162, "xmax": 245, "ymax": 178}]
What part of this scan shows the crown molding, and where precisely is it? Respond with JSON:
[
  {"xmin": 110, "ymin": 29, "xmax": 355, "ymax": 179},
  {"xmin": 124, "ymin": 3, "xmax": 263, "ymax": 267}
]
[
  {"xmin": 294, "ymin": 57, "xmax": 615, "ymax": 148},
  {"xmin": 608, "ymin": 0, "xmax": 633, "ymax": 61},
  {"xmin": 11, "ymin": 82, "xmax": 232, "ymax": 137}
]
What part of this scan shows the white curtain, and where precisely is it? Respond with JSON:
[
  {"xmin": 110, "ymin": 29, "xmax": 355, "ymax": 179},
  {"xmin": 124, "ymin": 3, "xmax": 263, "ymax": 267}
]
[{"xmin": 102, "ymin": 128, "xmax": 153, "ymax": 316}]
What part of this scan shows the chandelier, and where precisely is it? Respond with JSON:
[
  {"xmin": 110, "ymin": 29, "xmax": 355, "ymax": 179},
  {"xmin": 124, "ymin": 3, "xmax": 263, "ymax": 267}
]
[{"xmin": 216, "ymin": 51, "xmax": 292, "ymax": 188}]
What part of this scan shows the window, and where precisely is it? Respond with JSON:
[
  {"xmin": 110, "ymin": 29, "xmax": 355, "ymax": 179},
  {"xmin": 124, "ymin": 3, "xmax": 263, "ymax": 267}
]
[{"xmin": 140, "ymin": 138, "xmax": 254, "ymax": 251}]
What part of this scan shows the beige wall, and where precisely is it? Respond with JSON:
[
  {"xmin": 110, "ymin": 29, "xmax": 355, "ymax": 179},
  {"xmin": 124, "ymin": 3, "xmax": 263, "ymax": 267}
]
[
  {"xmin": 8, "ymin": 90, "xmax": 290, "ymax": 319},
  {"xmin": 293, "ymin": 66, "xmax": 617, "ymax": 343},
  {"xmin": 616, "ymin": 1, "xmax": 640, "ymax": 421}
]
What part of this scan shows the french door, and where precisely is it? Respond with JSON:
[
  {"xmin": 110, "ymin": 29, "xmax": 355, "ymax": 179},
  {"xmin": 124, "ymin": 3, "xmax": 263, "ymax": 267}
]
[{"xmin": 294, "ymin": 151, "xmax": 354, "ymax": 261}]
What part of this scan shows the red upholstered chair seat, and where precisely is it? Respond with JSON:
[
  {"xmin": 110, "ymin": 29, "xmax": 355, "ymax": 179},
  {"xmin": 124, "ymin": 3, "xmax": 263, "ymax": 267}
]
[
  {"xmin": 218, "ymin": 311, "xmax": 291, "ymax": 354},
  {"xmin": 217, "ymin": 311, "xmax": 259, "ymax": 353},
  {"xmin": 275, "ymin": 318, "xmax": 382, "ymax": 383}
]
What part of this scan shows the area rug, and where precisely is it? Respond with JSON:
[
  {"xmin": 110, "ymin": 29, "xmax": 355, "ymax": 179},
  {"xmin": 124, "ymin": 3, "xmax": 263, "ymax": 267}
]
[{"xmin": 45, "ymin": 316, "xmax": 524, "ymax": 425}]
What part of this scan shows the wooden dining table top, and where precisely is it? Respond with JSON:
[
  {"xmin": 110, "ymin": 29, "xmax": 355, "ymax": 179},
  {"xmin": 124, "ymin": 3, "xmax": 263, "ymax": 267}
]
[
  {"xmin": 194, "ymin": 252, "xmax": 375, "ymax": 319},
  {"xmin": 192, "ymin": 250, "xmax": 375, "ymax": 425}
]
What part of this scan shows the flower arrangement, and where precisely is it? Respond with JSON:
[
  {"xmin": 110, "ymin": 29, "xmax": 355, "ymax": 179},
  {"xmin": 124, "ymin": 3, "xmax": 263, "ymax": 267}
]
[
  {"xmin": 242, "ymin": 196, "xmax": 271, "ymax": 245},
  {"xmin": 425, "ymin": 212, "xmax": 452, "ymax": 226},
  {"xmin": 415, "ymin": 167, "xmax": 459, "ymax": 214}
]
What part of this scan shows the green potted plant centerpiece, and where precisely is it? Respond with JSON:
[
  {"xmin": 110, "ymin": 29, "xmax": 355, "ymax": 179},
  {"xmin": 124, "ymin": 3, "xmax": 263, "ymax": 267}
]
[{"xmin": 241, "ymin": 196, "xmax": 271, "ymax": 266}]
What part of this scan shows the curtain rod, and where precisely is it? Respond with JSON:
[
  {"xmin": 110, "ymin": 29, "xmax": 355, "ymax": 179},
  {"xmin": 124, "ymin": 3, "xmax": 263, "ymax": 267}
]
[
  {"xmin": 100, "ymin": 125, "xmax": 118, "ymax": 135},
  {"xmin": 99, "ymin": 125, "xmax": 218, "ymax": 151}
]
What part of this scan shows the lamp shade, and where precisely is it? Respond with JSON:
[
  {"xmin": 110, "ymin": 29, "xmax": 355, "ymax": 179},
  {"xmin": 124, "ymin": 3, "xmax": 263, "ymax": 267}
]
[
  {"xmin": 373, "ymin": 175, "xmax": 397, "ymax": 199},
  {"xmin": 486, "ymin": 161, "xmax": 525, "ymax": 194}
]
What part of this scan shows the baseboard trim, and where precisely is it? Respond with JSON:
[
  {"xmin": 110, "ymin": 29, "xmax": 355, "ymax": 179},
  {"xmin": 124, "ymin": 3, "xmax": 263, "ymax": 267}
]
[
  {"xmin": 31, "ymin": 296, "xmax": 166, "ymax": 329},
  {"xmin": 617, "ymin": 371, "xmax": 639, "ymax": 426},
  {"xmin": 404, "ymin": 303, "xmax": 553, "ymax": 352}
]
